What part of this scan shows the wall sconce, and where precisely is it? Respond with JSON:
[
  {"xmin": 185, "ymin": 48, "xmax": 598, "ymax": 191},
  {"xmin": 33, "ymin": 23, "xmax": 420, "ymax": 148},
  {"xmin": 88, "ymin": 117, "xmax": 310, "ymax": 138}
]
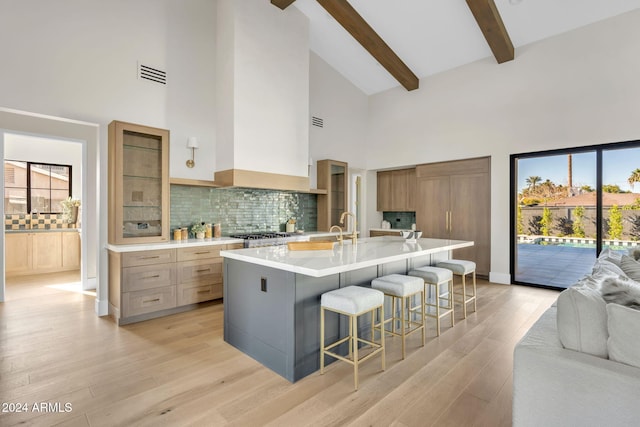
[{"xmin": 186, "ymin": 137, "xmax": 198, "ymax": 168}]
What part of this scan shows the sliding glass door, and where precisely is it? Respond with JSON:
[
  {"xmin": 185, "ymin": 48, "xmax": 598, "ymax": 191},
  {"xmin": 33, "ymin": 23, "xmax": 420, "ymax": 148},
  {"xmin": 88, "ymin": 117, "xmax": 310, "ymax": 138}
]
[{"xmin": 511, "ymin": 141, "xmax": 640, "ymax": 289}]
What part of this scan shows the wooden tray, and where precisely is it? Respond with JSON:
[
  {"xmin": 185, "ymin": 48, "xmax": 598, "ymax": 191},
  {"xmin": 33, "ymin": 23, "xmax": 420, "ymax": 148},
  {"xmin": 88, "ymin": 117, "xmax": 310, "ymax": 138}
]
[{"xmin": 287, "ymin": 240, "xmax": 336, "ymax": 251}]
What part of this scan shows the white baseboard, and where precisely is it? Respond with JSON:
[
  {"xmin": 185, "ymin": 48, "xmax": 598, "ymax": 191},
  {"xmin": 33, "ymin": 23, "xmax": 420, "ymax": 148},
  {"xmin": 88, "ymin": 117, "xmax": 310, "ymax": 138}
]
[
  {"xmin": 489, "ymin": 272, "xmax": 511, "ymax": 285},
  {"xmin": 95, "ymin": 298, "xmax": 108, "ymax": 316},
  {"xmin": 84, "ymin": 276, "xmax": 97, "ymax": 291}
]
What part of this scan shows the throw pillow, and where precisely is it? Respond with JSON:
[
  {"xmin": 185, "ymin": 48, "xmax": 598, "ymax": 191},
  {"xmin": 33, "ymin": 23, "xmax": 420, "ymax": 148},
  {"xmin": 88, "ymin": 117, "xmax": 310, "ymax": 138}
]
[
  {"xmin": 556, "ymin": 285, "xmax": 609, "ymax": 358},
  {"xmin": 598, "ymin": 247, "xmax": 623, "ymax": 267},
  {"xmin": 607, "ymin": 303, "xmax": 640, "ymax": 369},
  {"xmin": 592, "ymin": 259, "xmax": 627, "ymax": 279},
  {"xmin": 600, "ymin": 275, "xmax": 640, "ymax": 309},
  {"xmin": 621, "ymin": 255, "xmax": 640, "ymax": 282},
  {"xmin": 630, "ymin": 248, "xmax": 640, "ymax": 261}
]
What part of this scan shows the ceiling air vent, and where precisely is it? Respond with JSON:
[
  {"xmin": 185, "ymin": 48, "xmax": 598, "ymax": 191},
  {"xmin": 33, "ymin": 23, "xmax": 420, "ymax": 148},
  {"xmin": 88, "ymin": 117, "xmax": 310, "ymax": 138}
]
[
  {"xmin": 137, "ymin": 62, "xmax": 167, "ymax": 85},
  {"xmin": 312, "ymin": 116, "xmax": 324, "ymax": 128}
]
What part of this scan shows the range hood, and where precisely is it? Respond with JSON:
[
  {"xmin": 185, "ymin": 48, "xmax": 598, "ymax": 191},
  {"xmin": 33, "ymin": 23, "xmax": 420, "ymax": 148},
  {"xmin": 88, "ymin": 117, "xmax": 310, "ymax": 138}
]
[{"xmin": 214, "ymin": 0, "xmax": 310, "ymax": 192}]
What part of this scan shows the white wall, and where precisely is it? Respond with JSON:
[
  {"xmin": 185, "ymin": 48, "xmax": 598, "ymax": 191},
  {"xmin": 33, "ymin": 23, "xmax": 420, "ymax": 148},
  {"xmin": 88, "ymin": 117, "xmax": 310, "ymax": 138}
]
[
  {"xmin": 366, "ymin": 10, "xmax": 640, "ymax": 283},
  {"xmin": 4, "ymin": 134, "xmax": 82, "ymax": 200},
  {"xmin": 217, "ymin": 0, "xmax": 310, "ymax": 178}
]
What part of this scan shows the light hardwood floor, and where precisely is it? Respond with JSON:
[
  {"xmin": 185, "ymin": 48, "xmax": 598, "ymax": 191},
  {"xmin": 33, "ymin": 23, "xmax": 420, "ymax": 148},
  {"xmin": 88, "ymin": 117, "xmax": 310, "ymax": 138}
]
[{"xmin": 0, "ymin": 272, "xmax": 559, "ymax": 427}]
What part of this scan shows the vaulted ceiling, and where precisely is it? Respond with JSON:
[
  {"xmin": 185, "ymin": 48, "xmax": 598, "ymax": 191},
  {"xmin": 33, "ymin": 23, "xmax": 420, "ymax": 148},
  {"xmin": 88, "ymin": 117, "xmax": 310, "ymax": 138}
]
[{"xmin": 273, "ymin": 0, "xmax": 640, "ymax": 95}]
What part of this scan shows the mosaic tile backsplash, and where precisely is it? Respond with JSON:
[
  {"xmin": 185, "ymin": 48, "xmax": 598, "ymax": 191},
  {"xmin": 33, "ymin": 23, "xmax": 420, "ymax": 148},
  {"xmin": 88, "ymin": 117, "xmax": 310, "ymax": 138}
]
[
  {"xmin": 382, "ymin": 211, "xmax": 416, "ymax": 230},
  {"xmin": 170, "ymin": 185, "xmax": 317, "ymax": 238}
]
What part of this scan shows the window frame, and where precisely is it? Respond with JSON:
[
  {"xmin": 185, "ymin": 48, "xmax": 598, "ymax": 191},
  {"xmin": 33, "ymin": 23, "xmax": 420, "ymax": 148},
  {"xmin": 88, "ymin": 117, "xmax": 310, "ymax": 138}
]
[{"xmin": 4, "ymin": 160, "xmax": 72, "ymax": 214}]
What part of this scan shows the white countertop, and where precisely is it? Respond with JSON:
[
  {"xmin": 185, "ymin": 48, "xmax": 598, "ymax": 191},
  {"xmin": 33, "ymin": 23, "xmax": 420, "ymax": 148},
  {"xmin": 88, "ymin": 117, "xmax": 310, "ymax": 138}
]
[
  {"xmin": 220, "ymin": 236, "xmax": 473, "ymax": 277},
  {"xmin": 106, "ymin": 237, "xmax": 244, "ymax": 253}
]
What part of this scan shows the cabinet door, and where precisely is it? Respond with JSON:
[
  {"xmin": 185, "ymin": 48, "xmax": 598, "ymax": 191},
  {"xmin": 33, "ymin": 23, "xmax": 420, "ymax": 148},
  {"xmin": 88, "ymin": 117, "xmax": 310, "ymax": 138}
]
[
  {"xmin": 416, "ymin": 176, "xmax": 450, "ymax": 239},
  {"xmin": 376, "ymin": 171, "xmax": 392, "ymax": 211},
  {"xmin": 5, "ymin": 233, "xmax": 31, "ymax": 274},
  {"xmin": 62, "ymin": 232, "xmax": 81, "ymax": 269},
  {"xmin": 317, "ymin": 160, "xmax": 348, "ymax": 231},
  {"xmin": 33, "ymin": 232, "xmax": 62, "ymax": 271},
  {"xmin": 450, "ymin": 173, "xmax": 491, "ymax": 276}
]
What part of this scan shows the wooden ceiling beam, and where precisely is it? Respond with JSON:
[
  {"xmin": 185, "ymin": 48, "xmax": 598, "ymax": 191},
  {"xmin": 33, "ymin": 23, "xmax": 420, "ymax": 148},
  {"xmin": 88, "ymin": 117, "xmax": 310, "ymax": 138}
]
[
  {"xmin": 317, "ymin": 0, "xmax": 419, "ymax": 91},
  {"xmin": 271, "ymin": 0, "xmax": 296, "ymax": 10},
  {"xmin": 466, "ymin": 0, "xmax": 514, "ymax": 64}
]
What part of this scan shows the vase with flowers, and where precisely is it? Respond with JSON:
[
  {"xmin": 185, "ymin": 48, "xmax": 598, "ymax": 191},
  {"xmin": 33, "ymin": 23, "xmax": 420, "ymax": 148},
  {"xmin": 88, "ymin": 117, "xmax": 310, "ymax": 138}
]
[
  {"xmin": 191, "ymin": 222, "xmax": 207, "ymax": 239},
  {"xmin": 61, "ymin": 197, "xmax": 81, "ymax": 226}
]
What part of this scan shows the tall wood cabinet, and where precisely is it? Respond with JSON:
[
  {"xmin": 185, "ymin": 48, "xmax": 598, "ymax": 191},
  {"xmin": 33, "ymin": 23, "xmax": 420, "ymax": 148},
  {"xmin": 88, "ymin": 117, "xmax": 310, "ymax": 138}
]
[
  {"xmin": 377, "ymin": 168, "xmax": 416, "ymax": 211},
  {"xmin": 108, "ymin": 120, "xmax": 170, "ymax": 244},
  {"xmin": 416, "ymin": 157, "xmax": 491, "ymax": 277},
  {"xmin": 317, "ymin": 160, "xmax": 348, "ymax": 231}
]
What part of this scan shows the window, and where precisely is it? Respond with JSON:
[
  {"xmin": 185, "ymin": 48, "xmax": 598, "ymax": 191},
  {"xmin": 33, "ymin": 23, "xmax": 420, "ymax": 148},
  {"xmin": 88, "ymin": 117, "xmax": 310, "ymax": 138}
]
[{"xmin": 4, "ymin": 160, "xmax": 72, "ymax": 214}]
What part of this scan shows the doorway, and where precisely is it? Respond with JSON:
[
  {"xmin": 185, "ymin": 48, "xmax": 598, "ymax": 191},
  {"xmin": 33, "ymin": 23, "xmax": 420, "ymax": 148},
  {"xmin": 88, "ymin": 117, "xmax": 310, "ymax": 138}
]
[
  {"xmin": 511, "ymin": 141, "xmax": 640, "ymax": 289},
  {"xmin": 3, "ymin": 132, "xmax": 87, "ymax": 300}
]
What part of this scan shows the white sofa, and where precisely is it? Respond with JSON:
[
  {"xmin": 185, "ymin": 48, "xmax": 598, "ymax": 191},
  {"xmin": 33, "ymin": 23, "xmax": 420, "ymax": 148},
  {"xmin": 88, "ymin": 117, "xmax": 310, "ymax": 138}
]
[{"xmin": 513, "ymin": 249, "xmax": 640, "ymax": 426}]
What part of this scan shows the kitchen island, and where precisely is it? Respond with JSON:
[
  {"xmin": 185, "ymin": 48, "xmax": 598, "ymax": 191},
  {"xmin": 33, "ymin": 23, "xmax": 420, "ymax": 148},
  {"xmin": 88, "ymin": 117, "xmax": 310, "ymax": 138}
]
[{"xmin": 220, "ymin": 236, "xmax": 473, "ymax": 382}]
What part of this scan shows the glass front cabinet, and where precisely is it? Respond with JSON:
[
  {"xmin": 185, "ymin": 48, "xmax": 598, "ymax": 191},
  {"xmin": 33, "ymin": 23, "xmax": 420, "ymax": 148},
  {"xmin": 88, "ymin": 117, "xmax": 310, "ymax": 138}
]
[{"xmin": 108, "ymin": 120, "xmax": 170, "ymax": 244}]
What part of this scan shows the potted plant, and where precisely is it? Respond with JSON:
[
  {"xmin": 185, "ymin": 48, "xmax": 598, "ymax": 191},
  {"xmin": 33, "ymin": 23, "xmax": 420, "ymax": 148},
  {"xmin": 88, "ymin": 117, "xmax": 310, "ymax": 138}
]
[
  {"xmin": 61, "ymin": 197, "xmax": 81, "ymax": 226},
  {"xmin": 191, "ymin": 222, "xmax": 207, "ymax": 239}
]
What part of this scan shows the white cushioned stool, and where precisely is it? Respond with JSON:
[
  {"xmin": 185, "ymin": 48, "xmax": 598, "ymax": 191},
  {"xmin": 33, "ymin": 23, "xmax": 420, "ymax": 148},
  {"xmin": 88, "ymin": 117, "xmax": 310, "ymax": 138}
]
[
  {"xmin": 320, "ymin": 286, "xmax": 385, "ymax": 390},
  {"xmin": 436, "ymin": 259, "xmax": 477, "ymax": 318},
  {"xmin": 372, "ymin": 274, "xmax": 425, "ymax": 359},
  {"xmin": 408, "ymin": 266, "xmax": 454, "ymax": 336}
]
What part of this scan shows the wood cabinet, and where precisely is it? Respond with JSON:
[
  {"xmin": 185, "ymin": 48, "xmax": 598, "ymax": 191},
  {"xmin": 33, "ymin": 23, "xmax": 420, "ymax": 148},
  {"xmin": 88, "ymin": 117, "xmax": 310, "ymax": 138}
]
[
  {"xmin": 369, "ymin": 230, "xmax": 402, "ymax": 237},
  {"xmin": 317, "ymin": 160, "xmax": 348, "ymax": 231},
  {"xmin": 108, "ymin": 243, "xmax": 243, "ymax": 325},
  {"xmin": 377, "ymin": 168, "xmax": 416, "ymax": 211},
  {"xmin": 108, "ymin": 120, "xmax": 170, "ymax": 245},
  {"xmin": 5, "ymin": 231, "xmax": 81, "ymax": 277},
  {"xmin": 416, "ymin": 157, "xmax": 491, "ymax": 277}
]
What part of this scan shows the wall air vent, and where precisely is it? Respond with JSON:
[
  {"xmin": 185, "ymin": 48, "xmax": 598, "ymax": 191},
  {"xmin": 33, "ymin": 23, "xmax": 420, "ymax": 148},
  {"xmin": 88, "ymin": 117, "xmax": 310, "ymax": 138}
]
[
  {"xmin": 137, "ymin": 62, "xmax": 167, "ymax": 85},
  {"xmin": 311, "ymin": 116, "xmax": 324, "ymax": 128}
]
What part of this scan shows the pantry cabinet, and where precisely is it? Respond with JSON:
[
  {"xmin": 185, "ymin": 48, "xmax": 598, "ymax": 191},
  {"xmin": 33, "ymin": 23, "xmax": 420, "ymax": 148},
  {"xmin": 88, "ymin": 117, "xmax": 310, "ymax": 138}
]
[
  {"xmin": 416, "ymin": 157, "xmax": 491, "ymax": 277},
  {"xmin": 377, "ymin": 168, "xmax": 416, "ymax": 212},
  {"xmin": 108, "ymin": 120, "xmax": 170, "ymax": 245}
]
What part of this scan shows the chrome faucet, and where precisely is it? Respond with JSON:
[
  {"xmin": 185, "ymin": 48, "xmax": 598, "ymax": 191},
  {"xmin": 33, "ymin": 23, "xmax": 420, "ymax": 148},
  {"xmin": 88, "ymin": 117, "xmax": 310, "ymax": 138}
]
[
  {"xmin": 339, "ymin": 211, "xmax": 357, "ymax": 245},
  {"xmin": 329, "ymin": 225, "xmax": 343, "ymax": 245}
]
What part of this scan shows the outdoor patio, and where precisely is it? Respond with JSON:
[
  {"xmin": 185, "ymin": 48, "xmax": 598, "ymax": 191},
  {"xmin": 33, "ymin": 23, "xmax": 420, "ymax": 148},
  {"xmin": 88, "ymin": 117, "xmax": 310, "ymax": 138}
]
[{"xmin": 516, "ymin": 243, "xmax": 597, "ymax": 288}]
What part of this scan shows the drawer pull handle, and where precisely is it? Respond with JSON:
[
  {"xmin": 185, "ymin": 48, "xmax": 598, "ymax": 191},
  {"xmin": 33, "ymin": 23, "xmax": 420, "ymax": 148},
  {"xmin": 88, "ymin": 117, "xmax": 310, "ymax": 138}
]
[
  {"xmin": 196, "ymin": 269, "xmax": 210, "ymax": 273},
  {"xmin": 144, "ymin": 298, "xmax": 161, "ymax": 303},
  {"xmin": 197, "ymin": 290, "xmax": 209, "ymax": 294},
  {"xmin": 144, "ymin": 275, "xmax": 161, "ymax": 279},
  {"xmin": 141, "ymin": 256, "xmax": 160, "ymax": 260},
  {"xmin": 195, "ymin": 251, "xmax": 211, "ymax": 255}
]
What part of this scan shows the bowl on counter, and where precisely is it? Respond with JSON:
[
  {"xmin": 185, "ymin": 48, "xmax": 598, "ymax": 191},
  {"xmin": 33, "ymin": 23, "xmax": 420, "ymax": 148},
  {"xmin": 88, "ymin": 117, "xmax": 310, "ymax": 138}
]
[{"xmin": 401, "ymin": 231, "xmax": 422, "ymax": 240}]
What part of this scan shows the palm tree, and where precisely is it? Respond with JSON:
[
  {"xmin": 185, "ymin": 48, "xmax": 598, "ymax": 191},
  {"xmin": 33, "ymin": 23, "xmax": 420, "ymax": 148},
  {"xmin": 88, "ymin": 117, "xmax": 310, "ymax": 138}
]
[
  {"xmin": 526, "ymin": 175, "xmax": 542, "ymax": 191},
  {"xmin": 629, "ymin": 168, "xmax": 640, "ymax": 189}
]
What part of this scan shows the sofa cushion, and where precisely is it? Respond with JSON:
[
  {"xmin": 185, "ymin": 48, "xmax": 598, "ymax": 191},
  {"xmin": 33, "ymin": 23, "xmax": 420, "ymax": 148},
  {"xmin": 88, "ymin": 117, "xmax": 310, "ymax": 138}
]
[
  {"xmin": 620, "ymin": 255, "xmax": 640, "ymax": 282},
  {"xmin": 607, "ymin": 303, "xmax": 640, "ymax": 369},
  {"xmin": 600, "ymin": 275, "xmax": 640, "ymax": 309},
  {"xmin": 556, "ymin": 285, "xmax": 609, "ymax": 358},
  {"xmin": 592, "ymin": 259, "xmax": 627, "ymax": 278},
  {"xmin": 598, "ymin": 247, "xmax": 624, "ymax": 267}
]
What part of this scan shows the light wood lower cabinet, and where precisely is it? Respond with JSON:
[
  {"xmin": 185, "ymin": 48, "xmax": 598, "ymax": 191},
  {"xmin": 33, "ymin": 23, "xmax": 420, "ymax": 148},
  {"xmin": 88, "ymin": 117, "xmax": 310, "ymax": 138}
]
[
  {"xmin": 109, "ymin": 243, "xmax": 243, "ymax": 325},
  {"xmin": 5, "ymin": 231, "xmax": 81, "ymax": 277}
]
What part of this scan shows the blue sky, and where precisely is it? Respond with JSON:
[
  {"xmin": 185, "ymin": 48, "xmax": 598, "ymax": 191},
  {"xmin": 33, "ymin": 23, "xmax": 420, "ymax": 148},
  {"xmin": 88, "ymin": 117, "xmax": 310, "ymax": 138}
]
[{"xmin": 517, "ymin": 146, "xmax": 640, "ymax": 193}]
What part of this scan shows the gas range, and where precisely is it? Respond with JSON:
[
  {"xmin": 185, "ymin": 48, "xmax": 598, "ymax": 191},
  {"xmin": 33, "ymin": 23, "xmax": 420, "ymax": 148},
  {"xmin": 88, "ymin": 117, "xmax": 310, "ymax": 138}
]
[{"xmin": 229, "ymin": 232, "xmax": 306, "ymax": 248}]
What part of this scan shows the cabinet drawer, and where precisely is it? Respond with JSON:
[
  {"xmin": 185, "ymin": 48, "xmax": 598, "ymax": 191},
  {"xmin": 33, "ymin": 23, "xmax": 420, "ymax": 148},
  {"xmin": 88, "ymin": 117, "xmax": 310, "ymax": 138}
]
[
  {"xmin": 177, "ymin": 246, "xmax": 222, "ymax": 261},
  {"xmin": 225, "ymin": 243, "xmax": 244, "ymax": 250},
  {"xmin": 122, "ymin": 285, "xmax": 176, "ymax": 318},
  {"xmin": 122, "ymin": 263, "xmax": 176, "ymax": 292},
  {"xmin": 177, "ymin": 259, "xmax": 222, "ymax": 284},
  {"xmin": 122, "ymin": 249, "xmax": 176, "ymax": 267},
  {"xmin": 177, "ymin": 282, "xmax": 222, "ymax": 306}
]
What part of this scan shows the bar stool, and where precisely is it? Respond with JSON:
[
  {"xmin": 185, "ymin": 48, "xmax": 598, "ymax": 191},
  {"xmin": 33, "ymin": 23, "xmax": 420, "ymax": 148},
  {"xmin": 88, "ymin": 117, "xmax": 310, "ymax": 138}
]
[
  {"xmin": 320, "ymin": 286, "xmax": 385, "ymax": 390},
  {"xmin": 371, "ymin": 274, "xmax": 425, "ymax": 359},
  {"xmin": 408, "ymin": 266, "xmax": 454, "ymax": 336},
  {"xmin": 437, "ymin": 259, "xmax": 477, "ymax": 318}
]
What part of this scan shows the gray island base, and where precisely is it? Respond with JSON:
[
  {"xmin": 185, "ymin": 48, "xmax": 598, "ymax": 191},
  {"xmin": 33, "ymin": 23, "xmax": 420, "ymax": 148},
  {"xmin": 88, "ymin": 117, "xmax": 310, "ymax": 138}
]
[{"xmin": 221, "ymin": 236, "xmax": 473, "ymax": 382}]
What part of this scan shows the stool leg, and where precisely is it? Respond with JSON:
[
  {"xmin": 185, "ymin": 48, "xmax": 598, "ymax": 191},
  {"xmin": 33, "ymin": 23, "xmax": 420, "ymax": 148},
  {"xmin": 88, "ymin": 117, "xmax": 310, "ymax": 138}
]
[
  {"xmin": 462, "ymin": 273, "xmax": 468, "ymax": 319},
  {"xmin": 353, "ymin": 314, "xmax": 359, "ymax": 390},
  {"xmin": 380, "ymin": 304, "xmax": 385, "ymax": 371},
  {"xmin": 320, "ymin": 307, "xmax": 325, "ymax": 374},
  {"xmin": 420, "ymin": 290, "xmax": 425, "ymax": 347},
  {"xmin": 401, "ymin": 295, "xmax": 406, "ymax": 359},
  {"xmin": 472, "ymin": 271, "xmax": 477, "ymax": 313},
  {"xmin": 449, "ymin": 278, "xmax": 455, "ymax": 327},
  {"xmin": 348, "ymin": 311, "xmax": 353, "ymax": 360},
  {"xmin": 435, "ymin": 283, "xmax": 441, "ymax": 337}
]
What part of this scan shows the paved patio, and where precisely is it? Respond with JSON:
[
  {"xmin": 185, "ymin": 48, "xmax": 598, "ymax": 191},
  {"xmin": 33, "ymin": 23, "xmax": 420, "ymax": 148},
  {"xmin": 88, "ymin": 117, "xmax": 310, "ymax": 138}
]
[{"xmin": 516, "ymin": 244, "xmax": 597, "ymax": 289}]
